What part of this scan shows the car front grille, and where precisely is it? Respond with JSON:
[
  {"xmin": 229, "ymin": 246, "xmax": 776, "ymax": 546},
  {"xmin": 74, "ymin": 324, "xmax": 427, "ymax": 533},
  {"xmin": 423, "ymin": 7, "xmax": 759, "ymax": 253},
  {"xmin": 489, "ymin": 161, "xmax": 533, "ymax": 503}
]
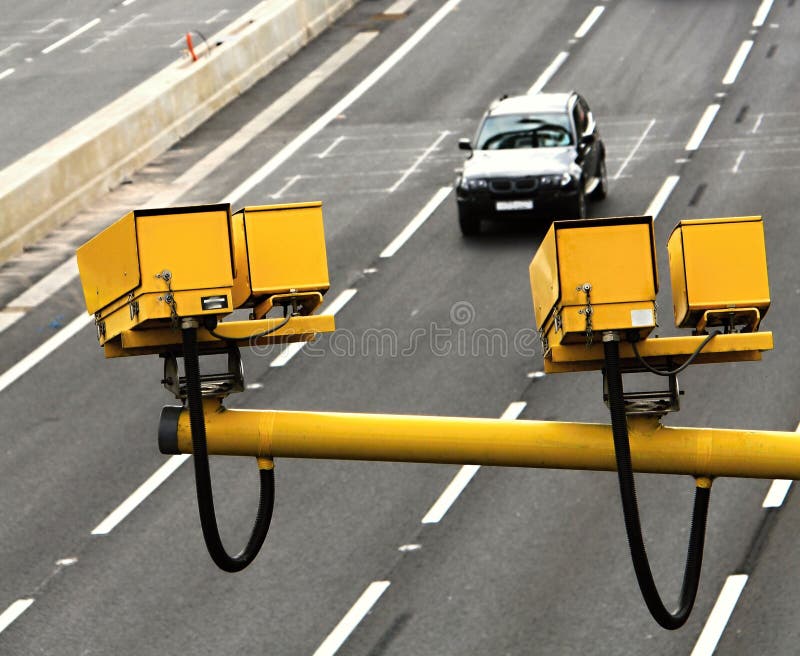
[{"xmin": 488, "ymin": 177, "xmax": 538, "ymax": 193}]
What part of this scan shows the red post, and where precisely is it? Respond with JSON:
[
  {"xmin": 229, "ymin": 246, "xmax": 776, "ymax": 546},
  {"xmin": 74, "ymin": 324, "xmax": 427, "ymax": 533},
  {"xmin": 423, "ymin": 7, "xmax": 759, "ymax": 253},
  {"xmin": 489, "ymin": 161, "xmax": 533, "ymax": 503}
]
[{"xmin": 186, "ymin": 32, "xmax": 198, "ymax": 62}]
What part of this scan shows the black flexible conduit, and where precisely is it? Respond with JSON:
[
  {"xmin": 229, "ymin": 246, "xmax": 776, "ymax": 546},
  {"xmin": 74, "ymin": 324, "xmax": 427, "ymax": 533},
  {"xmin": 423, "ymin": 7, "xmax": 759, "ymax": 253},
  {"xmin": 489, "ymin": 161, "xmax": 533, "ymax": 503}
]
[
  {"xmin": 604, "ymin": 336, "xmax": 710, "ymax": 630},
  {"xmin": 182, "ymin": 326, "xmax": 274, "ymax": 572}
]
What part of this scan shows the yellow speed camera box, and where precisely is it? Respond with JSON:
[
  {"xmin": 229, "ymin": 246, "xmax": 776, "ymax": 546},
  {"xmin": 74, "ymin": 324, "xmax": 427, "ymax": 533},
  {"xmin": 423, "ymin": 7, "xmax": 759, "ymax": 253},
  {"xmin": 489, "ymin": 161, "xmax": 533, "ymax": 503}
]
[
  {"xmin": 530, "ymin": 216, "xmax": 659, "ymax": 348},
  {"xmin": 236, "ymin": 202, "xmax": 330, "ymax": 301},
  {"xmin": 77, "ymin": 204, "xmax": 235, "ymax": 344},
  {"xmin": 668, "ymin": 216, "xmax": 770, "ymax": 329}
]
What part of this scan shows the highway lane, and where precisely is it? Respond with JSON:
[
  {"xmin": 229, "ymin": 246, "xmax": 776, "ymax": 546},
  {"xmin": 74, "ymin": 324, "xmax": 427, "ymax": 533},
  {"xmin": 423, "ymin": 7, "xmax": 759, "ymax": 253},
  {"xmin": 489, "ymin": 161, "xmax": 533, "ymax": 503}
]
[
  {"xmin": 0, "ymin": 0, "xmax": 796, "ymax": 653},
  {"xmin": 1, "ymin": 1, "xmax": 592, "ymax": 644},
  {"xmin": 678, "ymin": 2, "xmax": 800, "ymax": 652},
  {"xmin": 0, "ymin": 2, "xmax": 500, "ymax": 652},
  {"xmin": 0, "ymin": 0, "xmax": 265, "ymax": 169},
  {"xmin": 298, "ymin": 3, "xmax": 781, "ymax": 652}
]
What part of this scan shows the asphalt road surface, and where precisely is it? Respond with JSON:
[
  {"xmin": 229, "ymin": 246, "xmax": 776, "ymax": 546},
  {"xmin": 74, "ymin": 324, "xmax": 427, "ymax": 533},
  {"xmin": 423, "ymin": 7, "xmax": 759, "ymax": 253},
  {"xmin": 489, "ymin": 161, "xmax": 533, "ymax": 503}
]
[
  {"xmin": 1, "ymin": 0, "xmax": 799, "ymax": 654},
  {"xmin": 0, "ymin": 0, "xmax": 266, "ymax": 168}
]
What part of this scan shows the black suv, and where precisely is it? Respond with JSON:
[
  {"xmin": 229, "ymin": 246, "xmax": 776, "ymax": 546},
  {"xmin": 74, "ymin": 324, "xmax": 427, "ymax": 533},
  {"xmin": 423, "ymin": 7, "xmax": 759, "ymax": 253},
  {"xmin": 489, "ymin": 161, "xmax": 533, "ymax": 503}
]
[{"xmin": 455, "ymin": 92, "xmax": 607, "ymax": 235}]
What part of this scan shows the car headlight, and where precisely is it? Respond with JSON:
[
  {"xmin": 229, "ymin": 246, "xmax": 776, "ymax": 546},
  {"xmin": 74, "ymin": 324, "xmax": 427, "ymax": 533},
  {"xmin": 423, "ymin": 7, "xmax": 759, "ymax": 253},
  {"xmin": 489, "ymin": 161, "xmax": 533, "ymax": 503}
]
[
  {"xmin": 461, "ymin": 178, "xmax": 488, "ymax": 190},
  {"xmin": 559, "ymin": 172, "xmax": 573, "ymax": 187}
]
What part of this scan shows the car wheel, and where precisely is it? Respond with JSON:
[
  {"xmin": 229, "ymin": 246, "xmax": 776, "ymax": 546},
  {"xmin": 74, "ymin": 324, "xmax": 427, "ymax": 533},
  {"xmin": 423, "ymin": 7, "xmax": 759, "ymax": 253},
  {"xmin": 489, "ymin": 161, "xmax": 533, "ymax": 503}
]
[
  {"xmin": 458, "ymin": 205, "xmax": 481, "ymax": 235},
  {"xmin": 590, "ymin": 157, "xmax": 608, "ymax": 200}
]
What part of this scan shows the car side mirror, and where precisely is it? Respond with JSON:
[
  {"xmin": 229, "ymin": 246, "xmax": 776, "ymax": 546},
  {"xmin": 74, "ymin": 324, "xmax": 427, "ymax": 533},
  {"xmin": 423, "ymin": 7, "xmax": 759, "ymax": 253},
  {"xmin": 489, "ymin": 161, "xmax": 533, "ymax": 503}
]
[
  {"xmin": 580, "ymin": 114, "xmax": 597, "ymax": 145},
  {"xmin": 458, "ymin": 138, "xmax": 473, "ymax": 151}
]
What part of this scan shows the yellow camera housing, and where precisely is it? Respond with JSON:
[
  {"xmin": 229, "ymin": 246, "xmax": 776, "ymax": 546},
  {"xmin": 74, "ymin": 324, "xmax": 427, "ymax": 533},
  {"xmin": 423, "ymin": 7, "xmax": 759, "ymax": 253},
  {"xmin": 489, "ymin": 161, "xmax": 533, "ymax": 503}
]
[
  {"xmin": 530, "ymin": 216, "xmax": 659, "ymax": 351},
  {"xmin": 77, "ymin": 204, "xmax": 236, "ymax": 345},
  {"xmin": 530, "ymin": 215, "xmax": 774, "ymax": 374},
  {"xmin": 77, "ymin": 202, "xmax": 334, "ymax": 357},
  {"xmin": 668, "ymin": 216, "xmax": 770, "ymax": 332},
  {"xmin": 230, "ymin": 202, "xmax": 330, "ymax": 318}
]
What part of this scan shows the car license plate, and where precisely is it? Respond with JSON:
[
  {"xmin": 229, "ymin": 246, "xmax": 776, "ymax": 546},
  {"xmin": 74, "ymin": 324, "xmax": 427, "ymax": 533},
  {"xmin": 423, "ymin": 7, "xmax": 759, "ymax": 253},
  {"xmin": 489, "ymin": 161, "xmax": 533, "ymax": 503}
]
[{"xmin": 496, "ymin": 200, "xmax": 533, "ymax": 211}]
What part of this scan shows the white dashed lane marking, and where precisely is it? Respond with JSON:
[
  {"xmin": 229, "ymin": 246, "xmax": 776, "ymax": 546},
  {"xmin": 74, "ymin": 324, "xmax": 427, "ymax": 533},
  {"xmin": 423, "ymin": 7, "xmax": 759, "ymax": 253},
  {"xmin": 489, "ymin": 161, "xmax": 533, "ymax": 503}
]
[
  {"xmin": 421, "ymin": 402, "xmax": 527, "ymax": 524},
  {"xmin": 42, "ymin": 18, "xmax": 101, "ymax": 54},
  {"xmin": 0, "ymin": 599, "xmax": 34, "ymax": 635}
]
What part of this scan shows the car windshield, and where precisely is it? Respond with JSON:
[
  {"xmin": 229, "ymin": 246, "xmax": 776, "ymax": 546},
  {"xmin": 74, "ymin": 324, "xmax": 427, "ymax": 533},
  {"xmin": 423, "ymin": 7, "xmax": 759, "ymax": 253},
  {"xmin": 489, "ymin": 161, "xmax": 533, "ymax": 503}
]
[{"xmin": 476, "ymin": 113, "xmax": 573, "ymax": 149}]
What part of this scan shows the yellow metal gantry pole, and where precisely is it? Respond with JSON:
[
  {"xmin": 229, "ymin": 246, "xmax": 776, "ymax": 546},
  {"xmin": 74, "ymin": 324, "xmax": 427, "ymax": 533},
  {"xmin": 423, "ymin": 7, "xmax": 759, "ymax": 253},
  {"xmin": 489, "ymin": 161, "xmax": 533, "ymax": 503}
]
[{"xmin": 159, "ymin": 400, "xmax": 800, "ymax": 480}]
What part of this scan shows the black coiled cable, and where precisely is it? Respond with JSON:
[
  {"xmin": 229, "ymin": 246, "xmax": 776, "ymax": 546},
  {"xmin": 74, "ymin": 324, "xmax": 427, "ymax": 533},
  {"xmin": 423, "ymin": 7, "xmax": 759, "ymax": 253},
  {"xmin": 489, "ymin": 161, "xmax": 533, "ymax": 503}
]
[
  {"xmin": 183, "ymin": 326, "xmax": 274, "ymax": 572},
  {"xmin": 604, "ymin": 336, "xmax": 710, "ymax": 629}
]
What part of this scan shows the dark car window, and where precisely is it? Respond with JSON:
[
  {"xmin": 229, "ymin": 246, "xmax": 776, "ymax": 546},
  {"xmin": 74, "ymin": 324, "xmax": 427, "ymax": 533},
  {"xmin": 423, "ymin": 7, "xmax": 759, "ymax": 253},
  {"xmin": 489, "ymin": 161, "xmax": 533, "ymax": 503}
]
[{"xmin": 476, "ymin": 113, "xmax": 574, "ymax": 150}]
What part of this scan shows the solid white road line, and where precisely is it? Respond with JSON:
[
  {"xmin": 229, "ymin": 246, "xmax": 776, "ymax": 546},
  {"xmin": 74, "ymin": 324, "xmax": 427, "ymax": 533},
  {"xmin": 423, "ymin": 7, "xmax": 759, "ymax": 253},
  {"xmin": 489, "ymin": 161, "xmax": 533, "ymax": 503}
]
[
  {"xmin": 387, "ymin": 131, "xmax": 450, "ymax": 193},
  {"xmin": 614, "ymin": 118, "xmax": 655, "ymax": 180},
  {"xmin": 752, "ymin": 0, "xmax": 774, "ymax": 27},
  {"xmin": 0, "ymin": 68, "xmax": 15, "ymax": 81},
  {"xmin": 225, "ymin": 0, "xmax": 463, "ymax": 205},
  {"xmin": 380, "ymin": 186, "xmax": 450, "ymax": 257},
  {"xmin": 148, "ymin": 31, "xmax": 378, "ymax": 207},
  {"xmin": 644, "ymin": 175, "xmax": 679, "ymax": 220},
  {"xmin": 0, "ymin": 257, "xmax": 79, "ymax": 335},
  {"xmin": 270, "ymin": 289, "xmax": 358, "ymax": 367},
  {"xmin": 0, "ymin": 599, "xmax": 34, "ymax": 635},
  {"xmin": 574, "ymin": 6, "xmax": 605, "ymax": 39},
  {"xmin": 686, "ymin": 104, "xmax": 720, "ymax": 151},
  {"xmin": 762, "ymin": 479, "xmax": 792, "ymax": 508},
  {"xmin": 690, "ymin": 574, "xmax": 748, "ymax": 656},
  {"xmin": 313, "ymin": 581, "xmax": 391, "ymax": 656},
  {"xmin": 528, "ymin": 51, "xmax": 569, "ymax": 95},
  {"xmin": 0, "ymin": 313, "xmax": 93, "ymax": 394},
  {"xmin": 42, "ymin": 18, "xmax": 101, "ymax": 54},
  {"xmin": 7, "ymin": 257, "xmax": 78, "ymax": 310},
  {"xmin": 421, "ymin": 402, "xmax": 526, "ymax": 524},
  {"xmin": 722, "ymin": 40, "xmax": 754, "ymax": 85},
  {"xmin": 92, "ymin": 454, "xmax": 190, "ymax": 535},
  {"xmin": 0, "ymin": 311, "xmax": 25, "ymax": 332}
]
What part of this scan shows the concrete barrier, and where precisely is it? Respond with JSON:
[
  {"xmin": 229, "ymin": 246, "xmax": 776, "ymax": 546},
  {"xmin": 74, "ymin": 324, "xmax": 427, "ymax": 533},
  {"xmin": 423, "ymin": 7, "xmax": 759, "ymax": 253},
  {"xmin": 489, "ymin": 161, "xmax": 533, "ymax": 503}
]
[{"xmin": 0, "ymin": 0, "xmax": 358, "ymax": 262}]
